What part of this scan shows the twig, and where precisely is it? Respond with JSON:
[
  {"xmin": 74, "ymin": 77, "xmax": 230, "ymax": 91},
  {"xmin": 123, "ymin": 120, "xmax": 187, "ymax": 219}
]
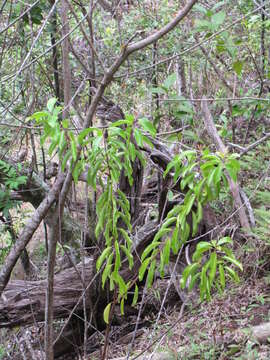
[
  {"xmin": 241, "ymin": 132, "xmax": 270, "ymax": 156},
  {"xmin": 239, "ymin": 188, "xmax": 256, "ymax": 228},
  {"xmin": 229, "ymin": 133, "xmax": 270, "ymax": 156}
]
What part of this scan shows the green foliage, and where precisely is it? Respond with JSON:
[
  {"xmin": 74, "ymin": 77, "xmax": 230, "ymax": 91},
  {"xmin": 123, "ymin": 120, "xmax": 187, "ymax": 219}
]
[
  {"xmin": 30, "ymin": 100, "xmax": 156, "ymax": 320},
  {"xmin": 32, "ymin": 98, "xmax": 242, "ymax": 316},
  {"xmin": 0, "ymin": 233, "xmax": 12, "ymax": 264},
  {"xmin": 0, "ymin": 160, "xmax": 27, "ymax": 217},
  {"xmin": 151, "ymin": 72, "xmax": 194, "ymax": 125},
  {"xmin": 103, "ymin": 302, "xmax": 111, "ymax": 324},
  {"xmin": 28, "ymin": 98, "xmax": 66, "ymax": 156},
  {"xmin": 139, "ymin": 149, "xmax": 242, "ymax": 299},
  {"xmin": 11, "ymin": 0, "xmax": 47, "ymax": 25},
  {"xmin": 180, "ymin": 237, "xmax": 242, "ymax": 301}
]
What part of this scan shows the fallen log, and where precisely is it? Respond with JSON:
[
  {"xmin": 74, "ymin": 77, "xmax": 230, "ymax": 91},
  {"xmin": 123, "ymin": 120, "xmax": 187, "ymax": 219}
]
[
  {"xmin": 0, "ymin": 221, "xmax": 160, "ymax": 329},
  {"xmin": 0, "ymin": 258, "xmax": 94, "ymax": 328}
]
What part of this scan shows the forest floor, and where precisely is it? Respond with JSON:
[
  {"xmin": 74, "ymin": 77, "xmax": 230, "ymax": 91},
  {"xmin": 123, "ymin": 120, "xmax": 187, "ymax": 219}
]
[
  {"xmin": 104, "ymin": 277, "xmax": 270, "ymax": 359},
  {"xmin": 2, "ymin": 272, "xmax": 270, "ymax": 359}
]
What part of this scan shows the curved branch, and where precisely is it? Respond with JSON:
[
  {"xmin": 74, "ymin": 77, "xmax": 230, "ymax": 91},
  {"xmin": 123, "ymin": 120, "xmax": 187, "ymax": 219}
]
[{"xmin": 127, "ymin": 0, "xmax": 198, "ymax": 54}]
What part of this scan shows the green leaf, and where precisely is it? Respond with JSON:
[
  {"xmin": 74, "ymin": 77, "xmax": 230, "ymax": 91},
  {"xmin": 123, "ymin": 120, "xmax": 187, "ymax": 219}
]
[
  {"xmin": 225, "ymin": 266, "xmax": 240, "ymax": 282},
  {"xmin": 194, "ymin": 4, "xmax": 207, "ymax": 14},
  {"xmin": 211, "ymin": 11, "xmax": 226, "ymax": 28},
  {"xmin": 213, "ymin": 164, "xmax": 223, "ymax": 185},
  {"xmin": 142, "ymin": 134, "xmax": 153, "ymax": 148},
  {"xmin": 185, "ymin": 194, "xmax": 196, "ymax": 215},
  {"xmin": 153, "ymin": 228, "xmax": 172, "ymax": 243},
  {"xmin": 177, "ymin": 210, "xmax": 187, "ymax": 230},
  {"xmin": 195, "ymin": 19, "xmax": 212, "ymax": 31},
  {"xmin": 222, "ymin": 246, "xmax": 233, "ymax": 257},
  {"xmin": 200, "ymin": 266, "xmax": 208, "ymax": 300},
  {"xmin": 163, "ymin": 73, "xmax": 177, "ymax": 89},
  {"xmin": 181, "ymin": 163, "xmax": 196, "ymax": 179},
  {"xmin": 197, "ymin": 201, "xmax": 203, "ymax": 222},
  {"xmin": 78, "ymin": 127, "xmax": 100, "ymax": 144},
  {"xmin": 102, "ymin": 256, "xmax": 113, "ymax": 288},
  {"xmin": 59, "ymin": 130, "xmax": 66, "ymax": 152},
  {"xmin": 128, "ymin": 142, "xmax": 136, "ymax": 162},
  {"xmin": 159, "ymin": 250, "xmax": 165, "ymax": 278},
  {"xmin": 164, "ymin": 155, "xmax": 180, "ymax": 178},
  {"xmin": 180, "ymin": 263, "xmax": 199, "ymax": 289},
  {"xmin": 117, "ymin": 188, "xmax": 130, "ymax": 208},
  {"xmin": 162, "ymin": 217, "xmax": 178, "ymax": 230},
  {"xmin": 201, "ymin": 159, "xmax": 220, "ymax": 172},
  {"xmin": 48, "ymin": 138, "xmax": 59, "ymax": 156},
  {"xmin": 120, "ymin": 245, "xmax": 133, "ymax": 269},
  {"xmin": 177, "ymin": 101, "xmax": 194, "ymax": 115},
  {"xmin": 217, "ymin": 237, "xmax": 232, "ymax": 246},
  {"xmin": 141, "ymin": 241, "xmax": 160, "ymax": 262},
  {"xmin": 109, "ymin": 276, "xmax": 115, "ymax": 291},
  {"xmin": 119, "ymin": 228, "xmax": 132, "ymax": 249},
  {"xmin": 163, "ymin": 238, "xmax": 171, "ymax": 266},
  {"xmin": 139, "ymin": 118, "xmax": 156, "ymax": 137},
  {"xmin": 207, "ymin": 168, "xmax": 217, "ymax": 187},
  {"xmin": 188, "ymin": 272, "xmax": 200, "ymax": 291},
  {"xmin": 72, "ymin": 161, "xmax": 83, "ymax": 183},
  {"xmin": 194, "ymin": 179, "xmax": 206, "ymax": 198},
  {"xmin": 209, "ymin": 252, "xmax": 217, "ymax": 285},
  {"xmin": 181, "ymin": 173, "xmax": 195, "ymax": 190},
  {"xmin": 61, "ymin": 150, "xmax": 71, "ymax": 171},
  {"xmin": 62, "ymin": 119, "xmax": 69, "ymax": 129},
  {"xmin": 219, "ymin": 264, "xmax": 225, "ymax": 290},
  {"xmin": 232, "ymin": 60, "xmax": 243, "ymax": 76},
  {"xmin": 110, "ymin": 119, "xmax": 131, "ymax": 127},
  {"xmin": 192, "ymin": 242, "xmax": 212, "ymax": 261},
  {"xmin": 69, "ymin": 132, "xmax": 77, "ymax": 161},
  {"xmin": 27, "ymin": 111, "xmax": 48, "ymax": 123},
  {"xmin": 87, "ymin": 158, "xmax": 103, "ymax": 189},
  {"xmin": 103, "ymin": 303, "xmax": 111, "ymax": 324},
  {"xmin": 226, "ymin": 159, "xmax": 240, "ymax": 180},
  {"xmin": 133, "ymin": 128, "xmax": 143, "ymax": 147},
  {"xmin": 112, "ymin": 272, "xmax": 127, "ymax": 296},
  {"xmin": 192, "ymin": 210, "xmax": 198, "ymax": 237},
  {"xmin": 139, "ymin": 257, "xmax": 151, "ymax": 281},
  {"xmin": 171, "ymin": 227, "xmax": 180, "ymax": 255},
  {"xmin": 147, "ymin": 259, "xmax": 156, "ymax": 288},
  {"xmin": 180, "ymin": 221, "xmax": 190, "ymax": 243},
  {"xmin": 95, "ymin": 205, "xmax": 107, "ymax": 238},
  {"xmin": 223, "ymin": 256, "xmax": 243, "ymax": 271},
  {"xmin": 47, "ymin": 98, "xmax": 57, "ymax": 112},
  {"xmin": 96, "ymin": 247, "xmax": 112, "ymax": 271},
  {"xmin": 132, "ymin": 284, "xmax": 139, "ymax": 307}
]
